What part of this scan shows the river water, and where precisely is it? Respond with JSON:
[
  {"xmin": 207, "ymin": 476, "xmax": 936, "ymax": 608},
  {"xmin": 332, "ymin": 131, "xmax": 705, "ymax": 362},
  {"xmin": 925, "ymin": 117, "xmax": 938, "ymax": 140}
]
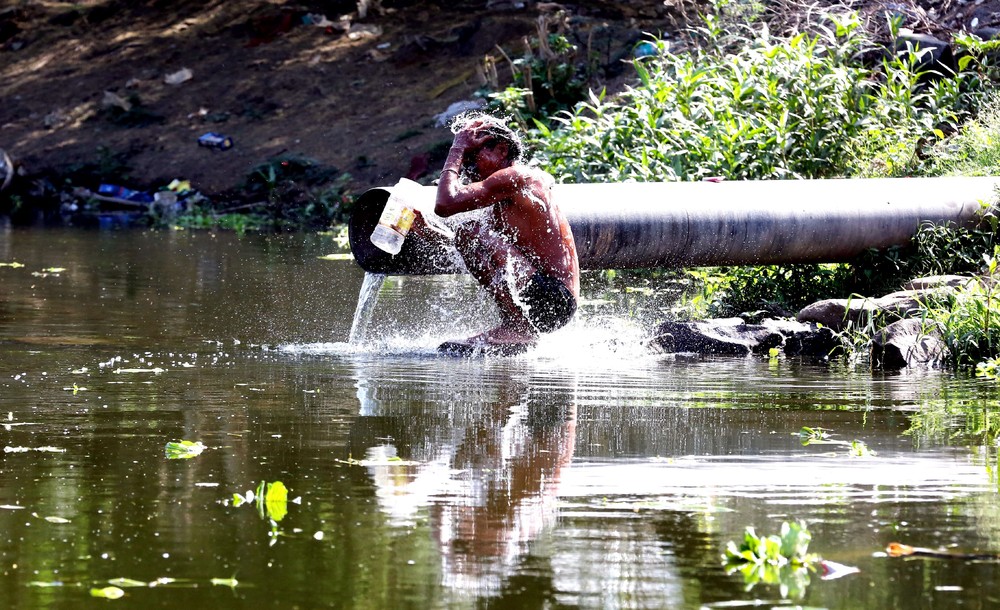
[{"xmin": 1, "ymin": 227, "xmax": 1000, "ymax": 609}]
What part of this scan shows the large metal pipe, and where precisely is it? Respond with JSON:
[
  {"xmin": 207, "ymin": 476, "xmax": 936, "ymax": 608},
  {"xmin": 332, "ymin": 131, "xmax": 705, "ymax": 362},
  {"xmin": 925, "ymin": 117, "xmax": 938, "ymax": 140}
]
[{"xmin": 348, "ymin": 177, "xmax": 999, "ymax": 274}]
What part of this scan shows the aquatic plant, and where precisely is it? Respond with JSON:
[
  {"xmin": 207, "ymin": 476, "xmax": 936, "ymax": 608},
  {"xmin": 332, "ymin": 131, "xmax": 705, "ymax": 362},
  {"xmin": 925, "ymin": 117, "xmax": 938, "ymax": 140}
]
[
  {"xmin": 724, "ymin": 520, "xmax": 819, "ymax": 599},
  {"xmin": 164, "ymin": 440, "xmax": 205, "ymax": 460},
  {"xmin": 232, "ymin": 480, "xmax": 290, "ymax": 522},
  {"xmin": 799, "ymin": 426, "xmax": 877, "ymax": 457},
  {"xmin": 916, "ymin": 246, "xmax": 1000, "ymax": 370}
]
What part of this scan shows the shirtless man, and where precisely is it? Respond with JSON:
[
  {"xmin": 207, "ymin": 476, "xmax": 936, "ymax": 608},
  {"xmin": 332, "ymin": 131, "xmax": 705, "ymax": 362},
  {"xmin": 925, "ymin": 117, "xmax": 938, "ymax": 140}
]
[{"xmin": 433, "ymin": 115, "xmax": 579, "ymax": 354}]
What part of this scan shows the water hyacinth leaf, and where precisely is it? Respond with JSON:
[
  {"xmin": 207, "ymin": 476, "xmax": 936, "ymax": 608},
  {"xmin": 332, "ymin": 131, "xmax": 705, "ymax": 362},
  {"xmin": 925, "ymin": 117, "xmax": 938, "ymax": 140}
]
[
  {"xmin": 164, "ymin": 440, "xmax": 206, "ymax": 459},
  {"xmin": 779, "ymin": 520, "xmax": 812, "ymax": 560},
  {"xmin": 264, "ymin": 481, "xmax": 288, "ymax": 522},
  {"xmin": 91, "ymin": 586, "xmax": 125, "ymax": 599}
]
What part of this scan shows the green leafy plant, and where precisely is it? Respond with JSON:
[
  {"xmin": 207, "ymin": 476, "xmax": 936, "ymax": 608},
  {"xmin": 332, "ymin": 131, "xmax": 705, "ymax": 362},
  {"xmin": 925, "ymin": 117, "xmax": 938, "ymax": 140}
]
[
  {"xmin": 799, "ymin": 426, "xmax": 877, "ymax": 457},
  {"xmin": 484, "ymin": 13, "xmax": 590, "ymax": 129},
  {"xmin": 917, "ymin": 246, "xmax": 1000, "ymax": 369},
  {"xmin": 724, "ymin": 520, "xmax": 820, "ymax": 599},
  {"xmin": 164, "ymin": 440, "xmax": 205, "ymax": 460},
  {"xmin": 530, "ymin": 11, "xmax": 986, "ymax": 184},
  {"xmin": 232, "ymin": 480, "xmax": 290, "ymax": 522}
]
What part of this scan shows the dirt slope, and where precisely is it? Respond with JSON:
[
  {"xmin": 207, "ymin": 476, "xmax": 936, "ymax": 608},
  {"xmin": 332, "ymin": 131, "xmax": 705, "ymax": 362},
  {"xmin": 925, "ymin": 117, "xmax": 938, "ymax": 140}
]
[{"xmin": 0, "ymin": 1, "xmax": 678, "ymax": 206}]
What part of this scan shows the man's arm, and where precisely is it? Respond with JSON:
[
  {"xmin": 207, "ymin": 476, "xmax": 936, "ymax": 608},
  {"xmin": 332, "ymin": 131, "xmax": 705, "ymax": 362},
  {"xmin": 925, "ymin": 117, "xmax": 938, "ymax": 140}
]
[
  {"xmin": 434, "ymin": 121, "xmax": 525, "ymax": 217},
  {"xmin": 435, "ymin": 168, "xmax": 525, "ymax": 218}
]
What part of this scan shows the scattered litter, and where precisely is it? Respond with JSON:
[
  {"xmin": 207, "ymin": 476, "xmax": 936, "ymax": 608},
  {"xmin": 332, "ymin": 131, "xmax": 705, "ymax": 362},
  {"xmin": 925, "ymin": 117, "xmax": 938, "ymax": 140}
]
[
  {"xmin": 0, "ymin": 148, "xmax": 14, "ymax": 193},
  {"xmin": 347, "ymin": 23, "xmax": 382, "ymax": 40},
  {"xmin": 633, "ymin": 41, "xmax": 659, "ymax": 59},
  {"xmin": 197, "ymin": 132, "xmax": 234, "ymax": 151},
  {"xmin": 102, "ymin": 90, "xmax": 132, "ymax": 112},
  {"xmin": 302, "ymin": 13, "xmax": 333, "ymax": 27},
  {"xmin": 164, "ymin": 68, "xmax": 193, "ymax": 85},
  {"xmin": 168, "ymin": 179, "xmax": 192, "ymax": 194},
  {"xmin": 98, "ymin": 183, "xmax": 154, "ymax": 203},
  {"xmin": 434, "ymin": 99, "xmax": 485, "ymax": 127}
]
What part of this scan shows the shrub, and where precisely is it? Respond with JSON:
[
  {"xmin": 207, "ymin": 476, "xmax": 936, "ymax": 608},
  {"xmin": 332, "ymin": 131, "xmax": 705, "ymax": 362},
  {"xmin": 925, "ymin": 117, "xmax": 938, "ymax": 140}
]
[{"xmin": 528, "ymin": 12, "xmax": 985, "ymax": 183}]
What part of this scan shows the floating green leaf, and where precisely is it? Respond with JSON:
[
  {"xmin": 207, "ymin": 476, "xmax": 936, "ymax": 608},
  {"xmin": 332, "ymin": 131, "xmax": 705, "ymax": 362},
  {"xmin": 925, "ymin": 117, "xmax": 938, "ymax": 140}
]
[
  {"xmin": 723, "ymin": 520, "xmax": 821, "ymax": 599},
  {"xmin": 264, "ymin": 481, "xmax": 288, "ymax": 522},
  {"xmin": 90, "ymin": 586, "xmax": 125, "ymax": 599},
  {"xmin": 232, "ymin": 480, "xmax": 292, "ymax": 522},
  {"xmin": 798, "ymin": 426, "xmax": 876, "ymax": 457},
  {"xmin": 164, "ymin": 440, "xmax": 206, "ymax": 460}
]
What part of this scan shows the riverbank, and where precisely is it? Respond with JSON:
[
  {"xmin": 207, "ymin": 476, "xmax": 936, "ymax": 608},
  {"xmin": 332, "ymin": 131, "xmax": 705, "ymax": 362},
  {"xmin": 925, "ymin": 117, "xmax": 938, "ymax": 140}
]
[{"xmin": 0, "ymin": 0, "xmax": 676, "ymax": 228}]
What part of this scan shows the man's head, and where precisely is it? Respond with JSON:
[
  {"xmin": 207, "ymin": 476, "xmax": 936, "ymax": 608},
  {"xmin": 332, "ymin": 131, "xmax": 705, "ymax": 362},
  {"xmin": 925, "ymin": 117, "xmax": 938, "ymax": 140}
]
[
  {"xmin": 453, "ymin": 113, "xmax": 523, "ymax": 164},
  {"xmin": 477, "ymin": 117, "xmax": 523, "ymax": 163}
]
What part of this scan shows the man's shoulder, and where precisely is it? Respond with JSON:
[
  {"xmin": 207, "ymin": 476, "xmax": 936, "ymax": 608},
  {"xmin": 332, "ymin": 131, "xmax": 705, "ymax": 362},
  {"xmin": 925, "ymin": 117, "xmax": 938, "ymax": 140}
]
[{"xmin": 511, "ymin": 164, "xmax": 554, "ymax": 188}]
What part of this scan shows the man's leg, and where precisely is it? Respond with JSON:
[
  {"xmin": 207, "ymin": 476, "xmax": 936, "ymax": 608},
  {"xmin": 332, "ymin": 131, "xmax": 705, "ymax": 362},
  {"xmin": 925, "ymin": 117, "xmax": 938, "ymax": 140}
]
[{"xmin": 453, "ymin": 221, "xmax": 537, "ymax": 344}]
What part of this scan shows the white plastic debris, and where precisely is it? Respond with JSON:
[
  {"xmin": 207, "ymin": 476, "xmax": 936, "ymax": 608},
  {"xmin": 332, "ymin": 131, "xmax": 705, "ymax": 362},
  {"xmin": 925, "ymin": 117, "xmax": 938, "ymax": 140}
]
[{"xmin": 164, "ymin": 68, "xmax": 193, "ymax": 85}]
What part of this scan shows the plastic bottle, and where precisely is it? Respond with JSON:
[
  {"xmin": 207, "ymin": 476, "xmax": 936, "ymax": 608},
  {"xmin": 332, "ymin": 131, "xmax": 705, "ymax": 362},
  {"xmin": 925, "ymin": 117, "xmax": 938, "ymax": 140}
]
[{"xmin": 370, "ymin": 193, "xmax": 415, "ymax": 255}]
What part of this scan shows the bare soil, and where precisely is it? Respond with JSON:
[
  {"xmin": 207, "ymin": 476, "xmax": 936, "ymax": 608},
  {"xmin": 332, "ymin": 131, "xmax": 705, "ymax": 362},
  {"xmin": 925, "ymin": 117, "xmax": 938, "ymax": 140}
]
[
  {"xmin": 0, "ymin": 0, "xmax": 992, "ymax": 221},
  {"xmin": 0, "ymin": 1, "xmax": 682, "ymax": 214}
]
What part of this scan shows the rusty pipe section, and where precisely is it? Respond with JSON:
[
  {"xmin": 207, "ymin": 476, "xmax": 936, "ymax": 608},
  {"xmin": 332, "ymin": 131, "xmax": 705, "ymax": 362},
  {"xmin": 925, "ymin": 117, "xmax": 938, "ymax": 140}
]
[{"xmin": 348, "ymin": 177, "xmax": 998, "ymax": 274}]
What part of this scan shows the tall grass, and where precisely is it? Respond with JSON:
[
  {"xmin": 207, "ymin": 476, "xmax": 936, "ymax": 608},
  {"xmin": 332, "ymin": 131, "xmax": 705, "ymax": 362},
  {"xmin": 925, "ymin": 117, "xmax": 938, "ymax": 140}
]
[{"xmin": 529, "ymin": 13, "xmax": 987, "ymax": 183}]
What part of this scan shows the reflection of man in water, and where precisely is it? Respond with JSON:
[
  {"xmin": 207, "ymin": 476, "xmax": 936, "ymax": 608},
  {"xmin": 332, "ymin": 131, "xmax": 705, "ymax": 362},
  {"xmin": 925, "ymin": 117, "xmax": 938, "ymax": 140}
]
[
  {"xmin": 356, "ymin": 376, "xmax": 577, "ymax": 597},
  {"xmin": 430, "ymin": 400, "xmax": 576, "ymax": 593},
  {"xmin": 432, "ymin": 115, "xmax": 580, "ymax": 354}
]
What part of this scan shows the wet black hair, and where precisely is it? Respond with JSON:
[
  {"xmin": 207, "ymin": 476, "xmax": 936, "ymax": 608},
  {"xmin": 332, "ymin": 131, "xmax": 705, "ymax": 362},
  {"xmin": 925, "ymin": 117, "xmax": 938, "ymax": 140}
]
[
  {"xmin": 480, "ymin": 121, "xmax": 522, "ymax": 162},
  {"xmin": 452, "ymin": 112, "xmax": 523, "ymax": 162}
]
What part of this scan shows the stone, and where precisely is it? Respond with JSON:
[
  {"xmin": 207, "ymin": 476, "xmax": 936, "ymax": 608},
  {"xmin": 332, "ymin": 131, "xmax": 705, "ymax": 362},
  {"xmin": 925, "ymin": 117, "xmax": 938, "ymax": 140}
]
[
  {"xmin": 871, "ymin": 318, "xmax": 949, "ymax": 370},
  {"xmin": 796, "ymin": 288, "xmax": 950, "ymax": 332},
  {"xmin": 651, "ymin": 318, "xmax": 811, "ymax": 356},
  {"xmin": 903, "ymin": 275, "xmax": 976, "ymax": 291},
  {"xmin": 784, "ymin": 326, "xmax": 842, "ymax": 360}
]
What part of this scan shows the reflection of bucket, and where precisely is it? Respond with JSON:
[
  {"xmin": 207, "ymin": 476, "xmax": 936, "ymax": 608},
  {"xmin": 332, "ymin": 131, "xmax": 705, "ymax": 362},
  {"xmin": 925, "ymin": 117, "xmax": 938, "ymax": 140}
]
[{"xmin": 0, "ymin": 148, "xmax": 12, "ymax": 193}]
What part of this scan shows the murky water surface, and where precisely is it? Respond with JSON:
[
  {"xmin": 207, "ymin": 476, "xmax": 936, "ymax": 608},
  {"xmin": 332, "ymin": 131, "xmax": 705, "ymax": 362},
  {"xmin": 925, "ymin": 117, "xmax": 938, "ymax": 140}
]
[{"xmin": 2, "ymin": 227, "xmax": 1000, "ymax": 609}]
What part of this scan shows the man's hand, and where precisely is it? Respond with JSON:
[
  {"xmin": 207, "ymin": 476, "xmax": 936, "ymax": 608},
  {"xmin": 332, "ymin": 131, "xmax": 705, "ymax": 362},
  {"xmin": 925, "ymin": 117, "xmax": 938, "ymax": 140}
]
[{"xmin": 452, "ymin": 120, "xmax": 492, "ymax": 152}]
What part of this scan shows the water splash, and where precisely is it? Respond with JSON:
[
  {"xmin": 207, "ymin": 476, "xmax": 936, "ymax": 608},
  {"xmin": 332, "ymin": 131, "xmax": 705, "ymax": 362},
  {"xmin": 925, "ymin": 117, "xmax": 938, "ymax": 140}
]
[{"xmin": 348, "ymin": 272, "xmax": 387, "ymax": 344}]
